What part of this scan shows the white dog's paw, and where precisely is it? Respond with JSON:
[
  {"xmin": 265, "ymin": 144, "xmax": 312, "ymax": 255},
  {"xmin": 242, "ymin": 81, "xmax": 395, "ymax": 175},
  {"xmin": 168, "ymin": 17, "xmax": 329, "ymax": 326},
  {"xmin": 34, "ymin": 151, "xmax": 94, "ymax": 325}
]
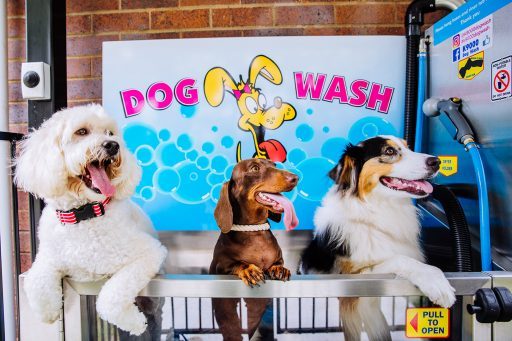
[
  {"xmin": 114, "ymin": 304, "xmax": 148, "ymax": 336},
  {"xmin": 415, "ymin": 267, "xmax": 456, "ymax": 308},
  {"xmin": 37, "ymin": 308, "xmax": 61, "ymax": 324}
]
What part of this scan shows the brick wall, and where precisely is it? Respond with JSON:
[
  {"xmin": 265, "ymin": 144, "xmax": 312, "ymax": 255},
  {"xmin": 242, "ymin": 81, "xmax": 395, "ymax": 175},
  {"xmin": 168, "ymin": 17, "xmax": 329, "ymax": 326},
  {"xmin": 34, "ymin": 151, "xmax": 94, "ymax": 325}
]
[{"xmin": 7, "ymin": 0, "xmax": 446, "ymax": 271}]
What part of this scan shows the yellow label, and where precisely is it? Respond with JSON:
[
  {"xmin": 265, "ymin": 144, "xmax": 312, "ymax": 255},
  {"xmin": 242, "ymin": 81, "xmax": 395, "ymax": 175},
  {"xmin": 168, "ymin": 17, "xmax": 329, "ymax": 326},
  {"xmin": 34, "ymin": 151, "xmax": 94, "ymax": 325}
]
[
  {"xmin": 458, "ymin": 51, "xmax": 484, "ymax": 80},
  {"xmin": 439, "ymin": 156, "xmax": 458, "ymax": 177},
  {"xmin": 406, "ymin": 308, "xmax": 450, "ymax": 338}
]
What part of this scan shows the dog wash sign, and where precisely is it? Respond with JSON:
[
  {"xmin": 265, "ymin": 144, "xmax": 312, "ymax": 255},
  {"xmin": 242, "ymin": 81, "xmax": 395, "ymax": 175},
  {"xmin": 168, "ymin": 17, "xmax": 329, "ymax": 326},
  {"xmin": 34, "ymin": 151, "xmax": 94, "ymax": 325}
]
[{"xmin": 103, "ymin": 36, "xmax": 406, "ymax": 231}]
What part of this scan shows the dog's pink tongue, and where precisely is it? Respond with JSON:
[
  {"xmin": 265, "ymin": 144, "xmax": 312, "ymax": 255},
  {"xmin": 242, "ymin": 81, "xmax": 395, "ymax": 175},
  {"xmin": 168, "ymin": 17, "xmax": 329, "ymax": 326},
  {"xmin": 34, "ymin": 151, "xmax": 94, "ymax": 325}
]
[
  {"xmin": 264, "ymin": 193, "xmax": 299, "ymax": 231},
  {"xmin": 86, "ymin": 164, "xmax": 116, "ymax": 197}
]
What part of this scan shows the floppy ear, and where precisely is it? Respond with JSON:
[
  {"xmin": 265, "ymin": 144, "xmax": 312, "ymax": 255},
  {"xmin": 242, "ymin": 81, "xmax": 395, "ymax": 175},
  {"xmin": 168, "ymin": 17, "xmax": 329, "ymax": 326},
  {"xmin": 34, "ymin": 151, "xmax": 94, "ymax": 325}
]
[
  {"xmin": 204, "ymin": 67, "xmax": 237, "ymax": 107},
  {"xmin": 268, "ymin": 211, "xmax": 282, "ymax": 223},
  {"xmin": 249, "ymin": 55, "xmax": 283, "ymax": 87},
  {"xmin": 214, "ymin": 182, "xmax": 233, "ymax": 233},
  {"xmin": 14, "ymin": 120, "xmax": 67, "ymax": 199},
  {"xmin": 329, "ymin": 145, "xmax": 361, "ymax": 193}
]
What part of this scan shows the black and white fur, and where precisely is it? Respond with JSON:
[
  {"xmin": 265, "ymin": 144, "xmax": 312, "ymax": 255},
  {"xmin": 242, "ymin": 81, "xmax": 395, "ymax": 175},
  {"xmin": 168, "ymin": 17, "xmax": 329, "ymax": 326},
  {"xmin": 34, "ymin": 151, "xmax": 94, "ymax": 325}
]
[{"xmin": 299, "ymin": 135, "xmax": 456, "ymax": 341}]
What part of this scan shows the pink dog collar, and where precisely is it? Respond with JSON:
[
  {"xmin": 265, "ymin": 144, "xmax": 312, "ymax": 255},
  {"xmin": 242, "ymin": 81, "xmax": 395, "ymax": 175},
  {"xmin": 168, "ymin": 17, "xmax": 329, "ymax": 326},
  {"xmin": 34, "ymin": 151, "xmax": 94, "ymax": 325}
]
[{"xmin": 56, "ymin": 197, "xmax": 111, "ymax": 225}]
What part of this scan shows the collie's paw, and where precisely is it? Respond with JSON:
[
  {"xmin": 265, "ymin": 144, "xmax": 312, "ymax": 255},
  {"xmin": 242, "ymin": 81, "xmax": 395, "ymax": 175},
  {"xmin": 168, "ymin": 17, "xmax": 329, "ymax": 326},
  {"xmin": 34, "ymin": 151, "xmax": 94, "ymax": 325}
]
[
  {"xmin": 267, "ymin": 265, "xmax": 291, "ymax": 281},
  {"xmin": 235, "ymin": 264, "xmax": 265, "ymax": 288},
  {"xmin": 417, "ymin": 267, "xmax": 456, "ymax": 308}
]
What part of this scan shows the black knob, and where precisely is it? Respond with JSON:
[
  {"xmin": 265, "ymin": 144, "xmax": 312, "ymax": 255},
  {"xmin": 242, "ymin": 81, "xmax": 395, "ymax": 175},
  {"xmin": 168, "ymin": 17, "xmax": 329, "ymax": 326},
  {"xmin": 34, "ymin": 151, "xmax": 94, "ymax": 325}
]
[
  {"xmin": 23, "ymin": 71, "xmax": 40, "ymax": 88},
  {"xmin": 467, "ymin": 288, "xmax": 501, "ymax": 323}
]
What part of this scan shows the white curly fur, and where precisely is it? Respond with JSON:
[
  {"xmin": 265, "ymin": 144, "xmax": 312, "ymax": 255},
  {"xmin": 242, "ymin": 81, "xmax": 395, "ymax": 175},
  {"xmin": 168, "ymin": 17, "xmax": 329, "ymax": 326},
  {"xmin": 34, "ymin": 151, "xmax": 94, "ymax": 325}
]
[{"xmin": 15, "ymin": 104, "xmax": 167, "ymax": 335}]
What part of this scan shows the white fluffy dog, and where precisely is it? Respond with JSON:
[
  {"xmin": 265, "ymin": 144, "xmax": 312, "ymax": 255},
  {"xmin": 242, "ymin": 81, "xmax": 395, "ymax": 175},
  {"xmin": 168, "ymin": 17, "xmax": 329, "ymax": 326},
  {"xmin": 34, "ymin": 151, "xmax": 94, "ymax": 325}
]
[{"xmin": 15, "ymin": 104, "xmax": 167, "ymax": 335}]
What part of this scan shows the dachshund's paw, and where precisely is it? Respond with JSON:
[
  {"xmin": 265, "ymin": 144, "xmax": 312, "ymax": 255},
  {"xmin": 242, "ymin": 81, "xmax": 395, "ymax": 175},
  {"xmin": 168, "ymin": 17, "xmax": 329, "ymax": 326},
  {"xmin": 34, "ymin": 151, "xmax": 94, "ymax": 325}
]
[
  {"xmin": 267, "ymin": 265, "xmax": 291, "ymax": 281},
  {"xmin": 235, "ymin": 264, "xmax": 265, "ymax": 288}
]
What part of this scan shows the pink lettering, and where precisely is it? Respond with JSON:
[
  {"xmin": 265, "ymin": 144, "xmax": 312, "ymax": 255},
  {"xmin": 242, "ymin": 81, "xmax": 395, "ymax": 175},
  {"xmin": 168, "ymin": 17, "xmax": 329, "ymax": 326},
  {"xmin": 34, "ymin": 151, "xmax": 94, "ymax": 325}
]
[
  {"xmin": 120, "ymin": 89, "xmax": 145, "ymax": 117},
  {"xmin": 348, "ymin": 79, "xmax": 369, "ymax": 107},
  {"xmin": 147, "ymin": 82, "xmax": 173, "ymax": 110},
  {"xmin": 175, "ymin": 78, "xmax": 199, "ymax": 106},
  {"xmin": 366, "ymin": 83, "xmax": 394, "ymax": 114},
  {"xmin": 323, "ymin": 76, "xmax": 348, "ymax": 103},
  {"xmin": 294, "ymin": 72, "xmax": 326, "ymax": 100}
]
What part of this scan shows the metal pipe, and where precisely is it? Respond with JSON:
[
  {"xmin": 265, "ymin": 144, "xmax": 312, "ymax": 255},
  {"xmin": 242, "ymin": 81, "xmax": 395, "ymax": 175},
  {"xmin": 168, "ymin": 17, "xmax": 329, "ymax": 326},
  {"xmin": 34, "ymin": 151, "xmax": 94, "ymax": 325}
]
[
  {"xmin": 0, "ymin": 0, "xmax": 17, "ymax": 339},
  {"xmin": 435, "ymin": 0, "xmax": 465, "ymax": 11}
]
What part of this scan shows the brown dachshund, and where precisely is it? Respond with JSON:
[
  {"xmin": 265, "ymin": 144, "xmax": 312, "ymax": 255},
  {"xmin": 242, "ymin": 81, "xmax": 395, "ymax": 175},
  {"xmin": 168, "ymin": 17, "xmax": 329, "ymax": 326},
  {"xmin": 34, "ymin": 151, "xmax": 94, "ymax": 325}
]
[{"xmin": 210, "ymin": 158, "xmax": 299, "ymax": 341}]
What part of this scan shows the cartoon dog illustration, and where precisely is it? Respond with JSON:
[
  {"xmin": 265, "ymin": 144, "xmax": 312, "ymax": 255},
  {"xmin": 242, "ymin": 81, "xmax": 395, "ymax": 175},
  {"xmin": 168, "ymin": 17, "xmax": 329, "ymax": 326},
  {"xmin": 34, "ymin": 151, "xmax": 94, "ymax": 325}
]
[{"xmin": 204, "ymin": 55, "xmax": 296, "ymax": 162}]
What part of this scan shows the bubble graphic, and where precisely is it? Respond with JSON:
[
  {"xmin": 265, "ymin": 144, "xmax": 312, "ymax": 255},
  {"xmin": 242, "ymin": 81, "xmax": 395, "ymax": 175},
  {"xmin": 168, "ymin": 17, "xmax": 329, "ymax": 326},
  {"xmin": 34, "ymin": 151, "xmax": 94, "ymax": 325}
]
[
  {"xmin": 283, "ymin": 187, "xmax": 298, "ymax": 202},
  {"xmin": 306, "ymin": 108, "xmax": 314, "ymax": 115},
  {"xmin": 287, "ymin": 148, "xmax": 307, "ymax": 166},
  {"xmin": 323, "ymin": 126, "xmax": 330, "ymax": 133},
  {"xmin": 224, "ymin": 164, "xmax": 235, "ymax": 180},
  {"xmin": 135, "ymin": 145, "xmax": 155, "ymax": 166},
  {"xmin": 211, "ymin": 155, "xmax": 229, "ymax": 174},
  {"xmin": 202, "ymin": 142, "xmax": 215, "ymax": 154},
  {"xmin": 321, "ymin": 137, "xmax": 349, "ymax": 162},
  {"xmin": 136, "ymin": 163, "xmax": 157, "ymax": 194},
  {"xmin": 186, "ymin": 150, "xmax": 198, "ymax": 161},
  {"xmin": 296, "ymin": 157, "xmax": 336, "ymax": 201},
  {"xmin": 180, "ymin": 104, "xmax": 197, "ymax": 118},
  {"xmin": 156, "ymin": 142, "xmax": 185, "ymax": 167},
  {"xmin": 210, "ymin": 183, "xmax": 223, "ymax": 203},
  {"xmin": 177, "ymin": 134, "xmax": 193, "ymax": 152},
  {"xmin": 172, "ymin": 161, "xmax": 210, "ymax": 204},
  {"xmin": 221, "ymin": 136, "xmax": 234, "ymax": 149},
  {"xmin": 212, "ymin": 126, "xmax": 218, "ymax": 132},
  {"xmin": 154, "ymin": 167, "xmax": 180, "ymax": 194},
  {"xmin": 196, "ymin": 156, "xmax": 210, "ymax": 170},
  {"xmin": 207, "ymin": 172, "xmax": 225, "ymax": 186},
  {"xmin": 296, "ymin": 124, "xmax": 314, "ymax": 142},
  {"xmin": 158, "ymin": 129, "xmax": 171, "ymax": 142},
  {"xmin": 123, "ymin": 123, "xmax": 159, "ymax": 151},
  {"xmin": 348, "ymin": 116, "xmax": 397, "ymax": 144},
  {"xmin": 140, "ymin": 186, "xmax": 155, "ymax": 201}
]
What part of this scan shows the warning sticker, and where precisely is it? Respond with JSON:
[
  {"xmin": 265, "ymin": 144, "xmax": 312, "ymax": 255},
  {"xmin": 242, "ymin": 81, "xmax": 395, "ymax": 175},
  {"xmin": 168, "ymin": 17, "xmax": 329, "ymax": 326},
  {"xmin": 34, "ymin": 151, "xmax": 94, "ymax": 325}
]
[
  {"xmin": 406, "ymin": 308, "xmax": 450, "ymax": 338},
  {"xmin": 491, "ymin": 56, "xmax": 512, "ymax": 101},
  {"xmin": 439, "ymin": 156, "xmax": 458, "ymax": 177},
  {"xmin": 452, "ymin": 15, "xmax": 493, "ymax": 63},
  {"xmin": 458, "ymin": 51, "xmax": 484, "ymax": 80}
]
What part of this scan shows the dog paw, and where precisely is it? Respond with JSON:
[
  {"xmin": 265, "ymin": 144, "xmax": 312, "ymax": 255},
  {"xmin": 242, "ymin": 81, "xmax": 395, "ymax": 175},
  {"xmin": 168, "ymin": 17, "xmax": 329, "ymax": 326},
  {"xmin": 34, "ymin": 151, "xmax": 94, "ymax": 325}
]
[
  {"xmin": 104, "ymin": 304, "xmax": 148, "ymax": 336},
  {"xmin": 235, "ymin": 264, "xmax": 265, "ymax": 287},
  {"xmin": 38, "ymin": 308, "xmax": 61, "ymax": 324},
  {"xmin": 416, "ymin": 267, "xmax": 456, "ymax": 308},
  {"xmin": 267, "ymin": 265, "xmax": 291, "ymax": 281}
]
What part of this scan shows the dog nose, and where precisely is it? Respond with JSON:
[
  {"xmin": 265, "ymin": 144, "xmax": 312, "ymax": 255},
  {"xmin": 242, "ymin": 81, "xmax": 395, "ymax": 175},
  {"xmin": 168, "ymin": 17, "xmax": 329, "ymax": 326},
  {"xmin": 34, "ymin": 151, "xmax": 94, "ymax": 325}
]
[
  {"xmin": 285, "ymin": 173, "xmax": 299, "ymax": 185},
  {"xmin": 102, "ymin": 140, "xmax": 119, "ymax": 156},
  {"xmin": 274, "ymin": 97, "xmax": 282, "ymax": 109},
  {"xmin": 426, "ymin": 157, "xmax": 441, "ymax": 171}
]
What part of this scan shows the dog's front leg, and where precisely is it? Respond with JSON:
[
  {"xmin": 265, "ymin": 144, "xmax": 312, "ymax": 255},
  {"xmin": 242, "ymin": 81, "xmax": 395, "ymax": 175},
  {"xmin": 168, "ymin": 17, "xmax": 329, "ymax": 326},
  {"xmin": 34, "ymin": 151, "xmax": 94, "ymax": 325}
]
[
  {"xmin": 96, "ymin": 244, "xmax": 167, "ymax": 336},
  {"xmin": 24, "ymin": 255, "xmax": 63, "ymax": 324},
  {"xmin": 233, "ymin": 263, "xmax": 265, "ymax": 287},
  {"xmin": 372, "ymin": 255, "xmax": 456, "ymax": 308}
]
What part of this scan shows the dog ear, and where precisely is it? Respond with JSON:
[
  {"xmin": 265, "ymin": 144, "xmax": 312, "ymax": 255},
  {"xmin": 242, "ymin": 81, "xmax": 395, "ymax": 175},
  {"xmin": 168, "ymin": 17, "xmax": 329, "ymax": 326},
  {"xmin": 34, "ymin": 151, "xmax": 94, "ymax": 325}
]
[
  {"xmin": 204, "ymin": 67, "xmax": 238, "ymax": 107},
  {"xmin": 329, "ymin": 144, "xmax": 362, "ymax": 193},
  {"xmin": 214, "ymin": 182, "xmax": 233, "ymax": 233},
  {"xmin": 249, "ymin": 55, "xmax": 283, "ymax": 87},
  {"xmin": 14, "ymin": 119, "xmax": 67, "ymax": 199},
  {"xmin": 268, "ymin": 211, "xmax": 282, "ymax": 223}
]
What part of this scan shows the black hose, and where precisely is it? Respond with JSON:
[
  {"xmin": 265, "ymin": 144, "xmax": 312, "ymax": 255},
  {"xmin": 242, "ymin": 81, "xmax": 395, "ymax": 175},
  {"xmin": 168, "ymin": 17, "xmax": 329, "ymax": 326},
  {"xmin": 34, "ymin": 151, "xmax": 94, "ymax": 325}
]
[
  {"xmin": 404, "ymin": 35, "xmax": 420, "ymax": 148},
  {"xmin": 432, "ymin": 185, "xmax": 473, "ymax": 272}
]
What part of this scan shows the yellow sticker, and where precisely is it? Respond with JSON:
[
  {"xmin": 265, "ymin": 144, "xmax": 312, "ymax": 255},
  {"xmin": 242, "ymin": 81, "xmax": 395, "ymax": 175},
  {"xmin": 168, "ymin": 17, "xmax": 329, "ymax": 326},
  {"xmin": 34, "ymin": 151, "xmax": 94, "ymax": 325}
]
[
  {"xmin": 458, "ymin": 51, "xmax": 484, "ymax": 80},
  {"xmin": 439, "ymin": 156, "xmax": 458, "ymax": 177},
  {"xmin": 406, "ymin": 308, "xmax": 450, "ymax": 338}
]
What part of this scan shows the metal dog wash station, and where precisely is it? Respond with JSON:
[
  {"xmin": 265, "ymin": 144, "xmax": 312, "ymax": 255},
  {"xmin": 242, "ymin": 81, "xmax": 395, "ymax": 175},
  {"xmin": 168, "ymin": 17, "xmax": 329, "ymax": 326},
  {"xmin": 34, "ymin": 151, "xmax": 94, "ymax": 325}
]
[{"xmin": 1, "ymin": 0, "xmax": 512, "ymax": 340}]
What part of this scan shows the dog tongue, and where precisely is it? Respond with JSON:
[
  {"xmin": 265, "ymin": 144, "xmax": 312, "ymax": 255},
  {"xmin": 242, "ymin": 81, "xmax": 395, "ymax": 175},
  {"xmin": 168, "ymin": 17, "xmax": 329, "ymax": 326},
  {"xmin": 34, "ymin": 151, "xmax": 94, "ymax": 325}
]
[
  {"xmin": 264, "ymin": 193, "xmax": 299, "ymax": 231},
  {"xmin": 386, "ymin": 178, "xmax": 433, "ymax": 194},
  {"xmin": 86, "ymin": 164, "xmax": 116, "ymax": 197}
]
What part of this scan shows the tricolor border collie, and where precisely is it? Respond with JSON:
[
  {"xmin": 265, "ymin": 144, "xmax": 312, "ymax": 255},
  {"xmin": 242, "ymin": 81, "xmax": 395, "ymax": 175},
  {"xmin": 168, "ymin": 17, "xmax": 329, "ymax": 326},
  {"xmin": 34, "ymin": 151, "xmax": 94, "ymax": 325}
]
[{"xmin": 299, "ymin": 136, "xmax": 455, "ymax": 341}]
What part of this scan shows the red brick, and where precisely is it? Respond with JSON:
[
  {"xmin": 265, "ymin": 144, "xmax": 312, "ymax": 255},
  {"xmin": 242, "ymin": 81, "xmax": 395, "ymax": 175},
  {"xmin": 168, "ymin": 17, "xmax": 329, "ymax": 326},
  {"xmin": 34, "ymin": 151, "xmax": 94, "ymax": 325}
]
[
  {"xmin": 20, "ymin": 231, "xmax": 31, "ymax": 253},
  {"xmin": 7, "ymin": 0, "xmax": 24, "ymax": 17},
  {"xmin": 67, "ymin": 35, "xmax": 118, "ymax": 57},
  {"xmin": 213, "ymin": 7, "xmax": 273, "ymax": 27},
  {"xmin": 17, "ymin": 191, "xmax": 29, "ymax": 210},
  {"xmin": 91, "ymin": 57, "xmax": 102, "ymax": 77},
  {"xmin": 68, "ymin": 79, "xmax": 102, "ymax": 100},
  {"xmin": 68, "ymin": 100, "xmax": 102, "ymax": 107},
  {"xmin": 121, "ymin": 0, "xmax": 178, "ymax": 9},
  {"xmin": 20, "ymin": 253, "xmax": 32, "ymax": 273},
  {"xmin": 8, "ymin": 123, "xmax": 28, "ymax": 135},
  {"xmin": 120, "ymin": 32, "xmax": 180, "ymax": 40},
  {"xmin": 182, "ymin": 30, "xmax": 243, "ymax": 38},
  {"xmin": 181, "ymin": 0, "xmax": 239, "ymax": 6},
  {"xmin": 8, "ymin": 39, "xmax": 25, "ymax": 60},
  {"xmin": 336, "ymin": 3, "xmax": 395, "ymax": 25},
  {"xmin": 305, "ymin": 26, "xmax": 403, "ymax": 36},
  {"xmin": 275, "ymin": 5, "xmax": 334, "ymax": 26},
  {"xmin": 152, "ymin": 9, "xmax": 209, "ymax": 30},
  {"xmin": 8, "ymin": 61, "xmax": 21, "ymax": 81},
  {"xmin": 18, "ymin": 209, "xmax": 30, "ymax": 232},
  {"xmin": 243, "ymin": 27, "xmax": 304, "ymax": 36},
  {"xmin": 67, "ymin": 15, "xmax": 92, "ymax": 35},
  {"xmin": 8, "ymin": 102, "xmax": 27, "ymax": 124},
  {"xmin": 67, "ymin": 58, "xmax": 91, "ymax": 78},
  {"xmin": 425, "ymin": 10, "xmax": 449, "ymax": 25},
  {"xmin": 9, "ymin": 82, "xmax": 22, "ymax": 102},
  {"xmin": 66, "ymin": 0, "xmax": 118, "ymax": 13},
  {"xmin": 93, "ymin": 12, "xmax": 149, "ymax": 33},
  {"xmin": 8, "ymin": 18, "xmax": 24, "ymax": 38}
]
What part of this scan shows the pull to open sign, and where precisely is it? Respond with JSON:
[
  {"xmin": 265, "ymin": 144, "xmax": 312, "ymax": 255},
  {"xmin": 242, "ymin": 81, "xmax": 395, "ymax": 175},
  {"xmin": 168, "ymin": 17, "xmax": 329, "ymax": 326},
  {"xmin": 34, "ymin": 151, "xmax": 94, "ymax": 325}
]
[{"xmin": 406, "ymin": 308, "xmax": 450, "ymax": 338}]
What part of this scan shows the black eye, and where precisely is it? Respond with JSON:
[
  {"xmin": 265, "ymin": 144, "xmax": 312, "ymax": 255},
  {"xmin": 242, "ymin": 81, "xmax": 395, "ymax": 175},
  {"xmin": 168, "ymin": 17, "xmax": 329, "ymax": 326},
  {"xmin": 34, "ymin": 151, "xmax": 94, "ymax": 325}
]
[
  {"xmin": 106, "ymin": 130, "xmax": 113, "ymax": 136},
  {"xmin": 75, "ymin": 128, "xmax": 88, "ymax": 136},
  {"xmin": 384, "ymin": 147, "xmax": 396, "ymax": 156},
  {"xmin": 250, "ymin": 164, "xmax": 260, "ymax": 172}
]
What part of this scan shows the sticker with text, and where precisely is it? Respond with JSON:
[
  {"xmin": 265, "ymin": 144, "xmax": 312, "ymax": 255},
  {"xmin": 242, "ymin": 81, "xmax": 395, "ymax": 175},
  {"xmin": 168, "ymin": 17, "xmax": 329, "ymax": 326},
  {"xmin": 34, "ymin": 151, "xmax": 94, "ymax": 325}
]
[
  {"xmin": 458, "ymin": 51, "xmax": 484, "ymax": 80},
  {"xmin": 491, "ymin": 56, "xmax": 512, "ymax": 101},
  {"xmin": 452, "ymin": 15, "xmax": 492, "ymax": 63},
  {"xmin": 406, "ymin": 308, "xmax": 450, "ymax": 338},
  {"xmin": 439, "ymin": 156, "xmax": 458, "ymax": 177}
]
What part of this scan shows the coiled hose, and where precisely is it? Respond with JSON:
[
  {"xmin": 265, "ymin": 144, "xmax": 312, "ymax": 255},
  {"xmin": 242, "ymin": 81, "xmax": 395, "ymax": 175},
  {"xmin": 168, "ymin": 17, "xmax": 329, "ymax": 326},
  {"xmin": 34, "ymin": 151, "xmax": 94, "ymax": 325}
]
[
  {"xmin": 404, "ymin": 35, "xmax": 420, "ymax": 148},
  {"xmin": 432, "ymin": 185, "xmax": 473, "ymax": 272}
]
